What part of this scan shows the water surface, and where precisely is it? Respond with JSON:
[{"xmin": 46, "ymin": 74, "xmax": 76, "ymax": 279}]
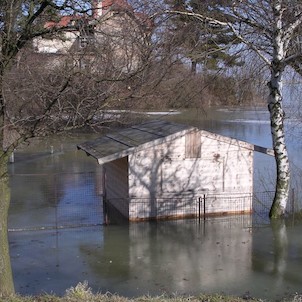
[{"xmin": 8, "ymin": 107, "xmax": 302, "ymax": 299}]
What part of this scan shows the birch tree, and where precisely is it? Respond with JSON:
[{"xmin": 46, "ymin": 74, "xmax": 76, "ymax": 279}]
[{"xmin": 165, "ymin": 0, "xmax": 302, "ymax": 218}]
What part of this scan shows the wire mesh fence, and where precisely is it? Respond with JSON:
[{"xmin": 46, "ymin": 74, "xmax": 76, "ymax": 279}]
[
  {"xmin": 252, "ymin": 191, "xmax": 274, "ymax": 225},
  {"xmin": 252, "ymin": 189, "xmax": 297, "ymax": 226},
  {"xmin": 8, "ymin": 170, "xmax": 299, "ymax": 231},
  {"xmin": 8, "ymin": 171, "xmax": 103, "ymax": 231},
  {"xmin": 109, "ymin": 193, "xmax": 253, "ymax": 222}
]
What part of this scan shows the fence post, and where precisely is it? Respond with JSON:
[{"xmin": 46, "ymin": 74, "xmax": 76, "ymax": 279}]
[
  {"xmin": 198, "ymin": 197, "xmax": 201, "ymax": 223},
  {"xmin": 9, "ymin": 149, "xmax": 15, "ymax": 163},
  {"xmin": 291, "ymin": 188, "xmax": 295, "ymax": 215},
  {"xmin": 54, "ymin": 174, "xmax": 58, "ymax": 230},
  {"xmin": 203, "ymin": 194, "xmax": 206, "ymax": 220}
]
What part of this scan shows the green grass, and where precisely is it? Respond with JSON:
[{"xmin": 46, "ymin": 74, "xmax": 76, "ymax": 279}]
[{"xmin": 1, "ymin": 282, "xmax": 301, "ymax": 302}]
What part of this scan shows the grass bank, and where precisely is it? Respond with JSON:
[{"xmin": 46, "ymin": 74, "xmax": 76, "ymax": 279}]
[
  {"xmin": 1, "ymin": 282, "xmax": 302, "ymax": 302},
  {"xmin": 0, "ymin": 294, "xmax": 259, "ymax": 302}
]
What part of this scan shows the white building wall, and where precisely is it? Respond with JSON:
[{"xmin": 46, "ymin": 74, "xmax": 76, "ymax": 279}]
[
  {"xmin": 34, "ymin": 32, "xmax": 78, "ymax": 54},
  {"xmin": 127, "ymin": 131, "xmax": 253, "ymax": 220}
]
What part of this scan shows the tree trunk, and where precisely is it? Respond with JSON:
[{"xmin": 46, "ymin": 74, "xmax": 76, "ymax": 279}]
[
  {"xmin": 268, "ymin": 67, "xmax": 290, "ymax": 218},
  {"xmin": 0, "ymin": 153, "xmax": 15, "ymax": 296},
  {"xmin": 268, "ymin": 3, "xmax": 290, "ymax": 219},
  {"xmin": 0, "ymin": 64, "xmax": 15, "ymax": 295}
]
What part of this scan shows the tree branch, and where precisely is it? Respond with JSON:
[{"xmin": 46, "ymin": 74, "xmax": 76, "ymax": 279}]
[{"xmin": 163, "ymin": 9, "xmax": 272, "ymax": 67}]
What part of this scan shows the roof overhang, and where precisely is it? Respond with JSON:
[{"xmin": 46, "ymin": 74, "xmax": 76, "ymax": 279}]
[
  {"xmin": 77, "ymin": 120, "xmax": 196, "ymax": 164},
  {"xmin": 77, "ymin": 120, "xmax": 274, "ymax": 165}
]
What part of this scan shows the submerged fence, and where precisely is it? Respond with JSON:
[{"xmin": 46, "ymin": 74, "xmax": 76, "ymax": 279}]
[
  {"xmin": 253, "ymin": 189, "xmax": 297, "ymax": 225},
  {"xmin": 8, "ymin": 171, "xmax": 103, "ymax": 231},
  {"xmin": 7, "ymin": 171, "xmax": 299, "ymax": 232},
  {"xmin": 105, "ymin": 193, "xmax": 253, "ymax": 222}
]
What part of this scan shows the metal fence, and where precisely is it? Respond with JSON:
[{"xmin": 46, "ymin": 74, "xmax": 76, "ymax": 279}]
[
  {"xmin": 7, "ymin": 170, "xmax": 299, "ymax": 231},
  {"xmin": 252, "ymin": 189, "xmax": 297, "ymax": 225},
  {"xmin": 8, "ymin": 171, "xmax": 103, "ymax": 231},
  {"xmin": 105, "ymin": 193, "xmax": 253, "ymax": 222}
]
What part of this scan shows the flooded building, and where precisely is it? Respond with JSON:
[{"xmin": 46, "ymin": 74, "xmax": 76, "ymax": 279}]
[{"xmin": 78, "ymin": 120, "xmax": 273, "ymax": 221}]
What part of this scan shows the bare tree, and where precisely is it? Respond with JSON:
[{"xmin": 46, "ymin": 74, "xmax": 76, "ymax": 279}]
[
  {"xmin": 0, "ymin": 0, "xmax": 157, "ymax": 295},
  {"xmin": 2, "ymin": 0, "xmax": 244, "ymax": 293},
  {"xmin": 0, "ymin": 1, "xmax": 92, "ymax": 295},
  {"xmin": 163, "ymin": 0, "xmax": 302, "ymax": 218}
]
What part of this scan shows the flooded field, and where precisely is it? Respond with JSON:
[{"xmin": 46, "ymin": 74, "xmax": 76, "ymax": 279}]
[{"xmin": 7, "ymin": 107, "xmax": 302, "ymax": 299}]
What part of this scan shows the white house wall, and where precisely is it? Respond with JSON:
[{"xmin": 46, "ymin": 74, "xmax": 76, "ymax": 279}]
[
  {"xmin": 34, "ymin": 32, "xmax": 78, "ymax": 54},
  {"xmin": 201, "ymin": 135, "xmax": 253, "ymax": 193},
  {"xmin": 128, "ymin": 131, "xmax": 253, "ymax": 220},
  {"xmin": 94, "ymin": 14, "xmax": 142, "ymax": 72},
  {"xmin": 128, "ymin": 133, "xmax": 253, "ymax": 197}
]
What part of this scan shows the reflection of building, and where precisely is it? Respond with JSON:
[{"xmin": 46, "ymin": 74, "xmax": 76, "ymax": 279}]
[
  {"xmin": 127, "ymin": 219, "xmax": 252, "ymax": 295},
  {"xmin": 79, "ymin": 217, "xmax": 253, "ymax": 296},
  {"xmin": 78, "ymin": 120, "xmax": 274, "ymax": 221},
  {"xmin": 33, "ymin": 0, "xmax": 152, "ymax": 70}
]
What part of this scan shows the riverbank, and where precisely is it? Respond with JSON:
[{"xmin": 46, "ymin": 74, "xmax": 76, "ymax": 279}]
[
  {"xmin": 1, "ymin": 293, "xmax": 301, "ymax": 302},
  {"xmin": 1, "ymin": 283, "xmax": 300, "ymax": 302},
  {"xmin": 0, "ymin": 295, "xmax": 257, "ymax": 302}
]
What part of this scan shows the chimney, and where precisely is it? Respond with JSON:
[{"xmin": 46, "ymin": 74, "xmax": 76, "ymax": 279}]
[
  {"xmin": 102, "ymin": 0, "xmax": 130, "ymax": 14},
  {"xmin": 101, "ymin": 0, "xmax": 113, "ymax": 14},
  {"xmin": 92, "ymin": 0, "xmax": 102, "ymax": 18}
]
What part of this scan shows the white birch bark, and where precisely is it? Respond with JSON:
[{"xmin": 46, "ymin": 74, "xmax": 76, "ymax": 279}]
[
  {"xmin": 268, "ymin": 69, "xmax": 290, "ymax": 217},
  {"xmin": 167, "ymin": 1, "xmax": 302, "ymax": 218},
  {"xmin": 268, "ymin": 1, "xmax": 290, "ymax": 218}
]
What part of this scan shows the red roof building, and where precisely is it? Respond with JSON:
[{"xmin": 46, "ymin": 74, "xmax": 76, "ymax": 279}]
[
  {"xmin": 36, "ymin": 0, "xmax": 152, "ymax": 55},
  {"xmin": 92, "ymin": 0, "xmax": 132, "ymax": 18},
  {"xmin": 44, "ymin": 15, "xmax": 80, "ymax": 29}
]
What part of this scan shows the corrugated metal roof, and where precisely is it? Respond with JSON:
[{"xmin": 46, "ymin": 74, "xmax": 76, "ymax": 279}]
[
  {"xmin": 77, "ymin": 120, "xmax": 194, "ymax": 164},
  {"xmin": 77, "ymin": 119, "xmax": 274, "ymax": 164}
]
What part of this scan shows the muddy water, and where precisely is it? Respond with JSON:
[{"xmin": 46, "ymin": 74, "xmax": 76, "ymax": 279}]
[{"xmin": 8, "ymin": 108, "xmax": 302, "ymax": 299}]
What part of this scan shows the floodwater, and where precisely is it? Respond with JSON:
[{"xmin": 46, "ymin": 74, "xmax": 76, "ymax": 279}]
[{"xmin": 7, "ymin": 107, "xmax": 302, "ymax": 299}]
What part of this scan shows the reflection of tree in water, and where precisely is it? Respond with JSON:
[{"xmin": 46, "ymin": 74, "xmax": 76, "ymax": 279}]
[
  {"xmin": 9, "ymin": 146, "xmax": 100, "ymax": 229},
  {"xmin": 78, "ymin": 219, "xmax": 252, "ymax": 296},
  {"xmin": 79, "ymin": 226, "xmax": 130, "ymax": 279},
  {"xmin": 252, "ymin": 220, "xmax": 302, "ymax": 287},
  {"xmin": 271, "ymin": 220, "xmax": 288, "ymax": 279},
  {"xmin": 10, "ymin": 173, "xmax": 64, "ymax": 209}
]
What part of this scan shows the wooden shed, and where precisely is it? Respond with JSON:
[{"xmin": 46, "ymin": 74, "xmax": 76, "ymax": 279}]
[{"xmin": 78, "ymin": 120, "xmax": 273, "ymax": 221}]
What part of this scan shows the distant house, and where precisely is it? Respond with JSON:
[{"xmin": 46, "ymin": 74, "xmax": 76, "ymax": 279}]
[
  {"xmin": 78, "ymin": 120, "xmax": 274, "ymax": 221},
  {"xmin": 33, "ymin": 0, "xmax": 152, "ymax": 70}
]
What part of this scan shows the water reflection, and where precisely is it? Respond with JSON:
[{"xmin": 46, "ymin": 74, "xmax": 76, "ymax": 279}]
[
  {"xmin": 11, "ymin": 217, "xmax": 254, "ymax": 297},
  {"xmin": 7, "ymin": 108, "xmax": 302, "ymax": 299},
  {"xmin": 252, "ymin": 220, "xmax": 302, "ymax": 295},
  {"xmin": 122, "ymin": 218, "xmax": 252, "ymax": 297},
  {"xmin": 10, "ymin": 216, "xmax": 302, "ymax": 299},
  {"xmin": 82, "ymin": 219, "xmax": 253, "ymax": 296},
  {"xmin": 8, "ymin": 138, "xmax": 103, "ymax": 231},
  {"xmin": 10, "ymin": 227, "xmax": 103, "ymax": 294}
]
